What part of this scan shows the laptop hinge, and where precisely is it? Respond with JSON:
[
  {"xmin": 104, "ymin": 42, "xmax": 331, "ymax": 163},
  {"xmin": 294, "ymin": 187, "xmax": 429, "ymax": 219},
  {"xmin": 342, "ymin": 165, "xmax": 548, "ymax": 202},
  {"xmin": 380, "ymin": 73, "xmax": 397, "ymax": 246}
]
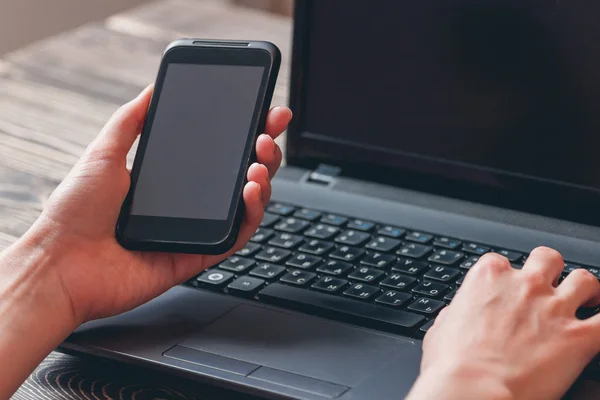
[{"xmin": 304, "ymin": 164, "xmax": 342, "ymax": 187}]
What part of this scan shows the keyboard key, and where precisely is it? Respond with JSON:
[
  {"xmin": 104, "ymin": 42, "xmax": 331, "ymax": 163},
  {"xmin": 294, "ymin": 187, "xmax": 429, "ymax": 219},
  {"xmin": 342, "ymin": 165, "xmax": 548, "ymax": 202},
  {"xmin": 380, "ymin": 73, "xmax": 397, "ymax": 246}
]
[
  {"xmin": 343, "ymin": 283, "xmax": 379, "ymax": 300},
  {"xmin": 317, "ymin": 260, "xmax": 353, "ymax": 276},
  {"xmin": 397, "ymin": 243, "xmax": 432, "ymax": 259},
  {"xmin": 321, "ymin": 213, "xmax": 348, "ymax": 226},
  {"xmin": 456, "ymin": 276, "xmax": 465, "ymax": 287},
  {"xmin": 408, "ymin": 297, "xmax": 446, "ymax": 315},
  {"xmin": 259, "ymin": 283, "xmax": 425, "ymax": 332},
  {"xmin": 419, "ymin": 319, "xmax": 435, "ymax": 333},
  {"xmin": 305, "ymin": 224, "xmax": 340, "ymax": 240},
  {"xmin": 587, "ymin": 267, "xmax": 600, "ymax": 279},
  {"xmin": 424, "ymin": 266, "xmax": 461, "ymax": 282},
  {"xmin": 428, "ymin": 250, "xmax": 464, "ymax": 265},
  {"xmin": 377, "ymin": 225, "xmax": 406, "ymax": 238},
  {"xmin": 463, "ymin": 242, "xmax": 490, "ymax": 255},
  {"xmin": 197, "ymin": 270, "xmax": 234, "ymax": 286},
  {"xmin": 406, "ymin": 231, "xmax": 433, "ymax": 244},
  {"xmin": 392, "ymin": 259, "xmax": 429, "ymax": 275},
  {"xmin": 268, "ymin": 233, "xmax": 304, "ymax": 249},
  {"xmin": 267, "ymin": 203, "xmax": 295, "ymax": 216},
  {"xmin": 434, "ymin": 237, "xmax": 462, "ymax": 250},
  {"xmin": 335, "ymin": 230, "xmax": 371, "ymax": 246},
  {"xmin": 459, "ymin": 256, "xmax": 480, "ymax": 270},
  {"xmin": 219, "ymin": 257, "xmax": 255, "ymax": 273},
  {"xmin": 280, "ymin": 270, "xmax": 317, "ymax": 287},
  {"xmin": 496, "ymin": 249, "xmax": 523, "ymax": 263},
  {"xmin": 380, "ymin": 274, "xmax": 417, "ymax": 290},
  {"xmin": 227, "ymin": 276, "xmax": 265, "ymax": 295},
  {"xmin": 330, "ymin": 246, "xmax": 365, "ymax": 262},
  {"xmin": 375, "ymin": 291, "xmax": 412, "ymax": 308},
  {"xmin": 250, "ymin": 228, "xmax": 274, "ymax": 243},
  {"xmin": 444, "ymin": 290, "xmax": 457, "ymax": 303},
  {"xmin": 293, "ymin": 208, "xmax": 322, "ymax": 221},
  {"xmin": 260, "ymin": 212, "xmax": 280, "ymax": 227},
  {"xmin": 412, "ymin": 281, "xmax": 449, "ymax": 298},
  {"xmin": 311, "ymin": 276, "xmax": 348, "ymax": 293},
  {"xmin": 255, "ymin": 247, "xmax": 291, "ymax": 263},
  {"xmin": 347, "ymin": 219, "xmax": 376, "ymax": 231},
  {"xmin": 250, "ymin": 263, "xmax": 286, "ymax": 280},
  {"xmin": 564, "ymin": 263, "xmax": 583, "ymax": 274},
  {"xmin": 361, "ymin": 252, "xmax": 396, "ymax": 269},
  {"xmin": 348, "ymin": 267, "xmax": 385, "ymax": 283},
  {"xmin": 299, "ymin": 239, "xmax": 334, "ymax": 255},
  {"xmin": 236, "ymin": 242, "xmax": 262, "ymax": 257},
  {"xmin": 274, "ymin": 217, "xmax": 310, "ymax": 233},
  {"xmin": 563, "ymin": 263, "xmax": 584, "ymax": 279},
  {"xmin": 286, "ymin": 253, "xmax": 322, "ymax": 269},
  {"xmin": 366, "ymin": 236, "xmax": 402, "ymax": 252}
]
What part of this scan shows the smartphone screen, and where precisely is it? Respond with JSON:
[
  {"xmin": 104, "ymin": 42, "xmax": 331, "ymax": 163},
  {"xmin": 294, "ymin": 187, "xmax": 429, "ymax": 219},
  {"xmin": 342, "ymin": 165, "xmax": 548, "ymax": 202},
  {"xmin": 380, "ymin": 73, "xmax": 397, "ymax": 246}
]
[{"xmin": 131, "ymin": 63, "xmax": 265, "ymax": 221}]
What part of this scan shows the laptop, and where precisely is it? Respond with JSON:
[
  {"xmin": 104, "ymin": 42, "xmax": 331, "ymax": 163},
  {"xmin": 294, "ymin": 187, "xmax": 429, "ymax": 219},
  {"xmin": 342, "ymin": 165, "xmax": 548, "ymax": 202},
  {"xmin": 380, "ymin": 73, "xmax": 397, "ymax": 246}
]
[{"xmin": 62, "ymin": 1, "xmax": 600, "ymax": 399}]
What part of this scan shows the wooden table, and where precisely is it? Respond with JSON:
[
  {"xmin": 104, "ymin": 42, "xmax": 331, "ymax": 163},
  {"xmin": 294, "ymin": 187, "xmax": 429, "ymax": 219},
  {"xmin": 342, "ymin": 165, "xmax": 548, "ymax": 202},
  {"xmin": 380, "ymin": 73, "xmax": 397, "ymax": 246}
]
[{"xmin": 2, "ymin": 0, "xmax": 600, "ymax": 398}]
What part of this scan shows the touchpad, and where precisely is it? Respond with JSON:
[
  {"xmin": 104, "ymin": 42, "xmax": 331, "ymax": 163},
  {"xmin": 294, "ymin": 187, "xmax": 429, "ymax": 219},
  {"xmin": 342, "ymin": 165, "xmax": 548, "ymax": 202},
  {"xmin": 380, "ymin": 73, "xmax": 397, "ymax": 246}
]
[{"xmin": 176, "ymin": 304, "xmax": 415, "ymax": 387}]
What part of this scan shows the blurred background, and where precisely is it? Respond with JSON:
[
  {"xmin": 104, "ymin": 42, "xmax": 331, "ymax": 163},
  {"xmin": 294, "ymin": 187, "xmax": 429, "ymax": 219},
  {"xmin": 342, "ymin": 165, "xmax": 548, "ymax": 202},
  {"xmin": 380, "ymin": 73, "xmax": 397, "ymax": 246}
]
[{"xmin": 0, "ymin": 0, "xmax": 293, "ymax": 54}]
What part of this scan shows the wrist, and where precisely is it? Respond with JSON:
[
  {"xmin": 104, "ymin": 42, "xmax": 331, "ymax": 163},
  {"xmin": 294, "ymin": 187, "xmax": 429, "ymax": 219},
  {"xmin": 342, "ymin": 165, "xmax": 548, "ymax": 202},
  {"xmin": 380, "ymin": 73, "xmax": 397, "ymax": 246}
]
[
  {"xmin": 0, "ymin": 227, "xmax": 79, "ymax": 397},
  {"xmin": 406, "ymin": 362, "xmax": 514, "ymax": 400},
  {"xmin": 0, "ymin": 225, "xmax": 79, "ymax": 332}
]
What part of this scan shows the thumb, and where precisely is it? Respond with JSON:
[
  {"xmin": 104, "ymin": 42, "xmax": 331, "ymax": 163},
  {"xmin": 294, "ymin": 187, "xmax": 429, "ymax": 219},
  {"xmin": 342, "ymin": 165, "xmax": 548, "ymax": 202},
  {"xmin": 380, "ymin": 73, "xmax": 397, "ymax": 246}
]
[{"xmin": 92, "ymin": 85, "xmax": 154, "ymax": 160}]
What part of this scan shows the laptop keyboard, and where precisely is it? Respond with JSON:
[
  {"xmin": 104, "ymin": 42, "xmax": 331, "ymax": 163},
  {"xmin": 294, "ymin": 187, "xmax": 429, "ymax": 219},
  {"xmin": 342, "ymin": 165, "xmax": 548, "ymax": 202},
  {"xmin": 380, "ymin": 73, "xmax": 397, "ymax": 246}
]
[{"xmin": 188, "ymin": 202, "xmax": 600, "ymax": 339}]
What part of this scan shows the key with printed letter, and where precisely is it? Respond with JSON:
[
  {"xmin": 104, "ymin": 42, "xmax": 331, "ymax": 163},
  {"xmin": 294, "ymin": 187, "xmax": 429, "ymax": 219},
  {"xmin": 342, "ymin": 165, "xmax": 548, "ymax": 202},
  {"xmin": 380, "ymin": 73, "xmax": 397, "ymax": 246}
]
[
  {"xmin": 348, "ymin": 267, "xmax": 385, "ymax": 283},
  {"xmin": 286, "ymin": 253, "xmax": 322, "ymax": 269},
  {"xmin": 280, "ymin": 270, "xmax": 317, "ymax": 287},
  {"xmin": 311, "ymin": 276, "xmax": 348, "ymax": 293},
  {"xmin": 361, "ymin": 252, "xmax": 396, "ymax": 269},
  {"xmin": 250, "ymin": 263, "xmax": 286, "ymax": 280},
  {"xmin": 408, "ymin": 297, "xmax": 446, "ymax": 315},
  {"xmin": 255, "ymin": 247, "xmax": 291, "ymax": 263},
  {"xmin": 317, "ymin": 260, "xmax": 353, "ymax": 276},
  {"xmin": 397, "ymin": 243, "xmax": 432, "ymax": 259},
  {"xmin": 343, "ymin": 283, "xmax": 380, "ymax": 300},
  {"xmin": 366, "ymin": 236, "xmax": 402, "ymax": 252},
  {"xmin": 375, "ymin": 290, "xmax": 412, "ymax": 308},
  {"xmin": 380, "ymin": 273, "xmax": 417, "ymax": 290},
  {"xmin": 219, "ymin": 257, "xmax": 255, "ymax": 273}
]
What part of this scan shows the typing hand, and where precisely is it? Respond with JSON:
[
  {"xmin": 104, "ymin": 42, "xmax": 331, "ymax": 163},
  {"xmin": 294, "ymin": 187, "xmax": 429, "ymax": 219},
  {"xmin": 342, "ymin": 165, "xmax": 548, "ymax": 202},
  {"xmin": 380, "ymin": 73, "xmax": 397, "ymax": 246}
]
[
  {"xmin": 21, "ymin": 85, "xmax": 291, "ymax": 325},
  {"xmin": 406, "ymin": 247, "xmax": 600, "ymax": 400}
]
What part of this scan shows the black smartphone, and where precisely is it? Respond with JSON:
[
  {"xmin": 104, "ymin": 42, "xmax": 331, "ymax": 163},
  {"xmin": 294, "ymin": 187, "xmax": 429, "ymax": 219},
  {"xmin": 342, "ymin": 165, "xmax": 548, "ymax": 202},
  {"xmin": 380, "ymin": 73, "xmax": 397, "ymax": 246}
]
[{"xmin": 115, "ymin": 39, "xmax": 281, "ymax": 255}]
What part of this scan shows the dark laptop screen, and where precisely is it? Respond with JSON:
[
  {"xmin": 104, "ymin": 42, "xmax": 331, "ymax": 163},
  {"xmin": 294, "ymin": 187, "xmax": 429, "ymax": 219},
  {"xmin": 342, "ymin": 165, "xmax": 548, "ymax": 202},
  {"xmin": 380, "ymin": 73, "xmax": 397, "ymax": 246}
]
[{"xmin": 290, "ymin": 1, "xmax": 600, "ymax": 223}]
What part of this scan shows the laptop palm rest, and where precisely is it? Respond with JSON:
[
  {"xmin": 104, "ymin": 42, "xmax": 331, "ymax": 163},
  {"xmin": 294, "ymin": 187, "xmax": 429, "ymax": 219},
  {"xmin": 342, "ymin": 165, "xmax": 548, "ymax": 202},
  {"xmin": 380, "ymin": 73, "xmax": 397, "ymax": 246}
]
[{"xmin": 170, "ymin": 304, "xmax": 415, "ymax": 391}]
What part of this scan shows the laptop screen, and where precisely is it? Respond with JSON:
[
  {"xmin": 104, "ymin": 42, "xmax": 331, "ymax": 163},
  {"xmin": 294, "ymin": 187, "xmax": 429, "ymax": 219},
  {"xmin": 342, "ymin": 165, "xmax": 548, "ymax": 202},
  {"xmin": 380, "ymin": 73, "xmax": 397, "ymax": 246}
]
[{"xmin": 289, "ymin": 1, "xmax": 600, "ymax": 224}]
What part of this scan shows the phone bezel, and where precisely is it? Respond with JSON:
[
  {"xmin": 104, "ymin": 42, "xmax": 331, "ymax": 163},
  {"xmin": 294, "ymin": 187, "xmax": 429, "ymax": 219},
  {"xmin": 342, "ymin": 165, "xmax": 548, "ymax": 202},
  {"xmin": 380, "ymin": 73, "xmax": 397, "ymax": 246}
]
[{"xmin": 116, "ymin": 41, "xmax": 279, "ymax": 254}]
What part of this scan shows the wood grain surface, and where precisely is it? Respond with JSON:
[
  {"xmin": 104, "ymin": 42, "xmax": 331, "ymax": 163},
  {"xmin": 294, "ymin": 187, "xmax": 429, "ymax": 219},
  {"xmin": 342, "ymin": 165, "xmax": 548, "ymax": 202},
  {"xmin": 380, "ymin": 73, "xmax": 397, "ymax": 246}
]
[{"xmin": 0, "ymin": 0, "xmax": 290, "ymax": 398}]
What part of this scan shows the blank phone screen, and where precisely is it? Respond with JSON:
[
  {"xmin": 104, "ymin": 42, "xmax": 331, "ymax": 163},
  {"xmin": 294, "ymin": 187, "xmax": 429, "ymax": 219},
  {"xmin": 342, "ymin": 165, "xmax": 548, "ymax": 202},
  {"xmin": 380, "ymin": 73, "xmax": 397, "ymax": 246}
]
[{"xmin": 130, "ymin": 63, "xmax": 265, "ymax": 221}]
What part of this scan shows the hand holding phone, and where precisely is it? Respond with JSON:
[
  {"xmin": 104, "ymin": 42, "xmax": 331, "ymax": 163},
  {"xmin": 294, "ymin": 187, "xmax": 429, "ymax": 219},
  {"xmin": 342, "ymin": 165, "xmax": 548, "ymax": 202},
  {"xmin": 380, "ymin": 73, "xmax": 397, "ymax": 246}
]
[{"xmin": 116, "ymin": 39, "xmax": 281, "ymax": 254}]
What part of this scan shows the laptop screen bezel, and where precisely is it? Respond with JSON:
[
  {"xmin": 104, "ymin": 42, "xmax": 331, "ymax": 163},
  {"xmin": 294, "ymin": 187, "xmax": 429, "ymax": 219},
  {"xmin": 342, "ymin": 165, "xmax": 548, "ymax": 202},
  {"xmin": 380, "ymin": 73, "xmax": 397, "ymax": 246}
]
[{"xmin": 286, "ymin": 0, "xmax": 600, "ymax": 227}]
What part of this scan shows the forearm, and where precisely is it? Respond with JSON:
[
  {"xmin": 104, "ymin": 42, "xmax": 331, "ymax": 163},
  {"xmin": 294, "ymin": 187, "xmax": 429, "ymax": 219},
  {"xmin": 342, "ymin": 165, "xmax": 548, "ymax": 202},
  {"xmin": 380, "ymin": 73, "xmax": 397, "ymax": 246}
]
[{"xmin": 0, "ymin": 230, "xmax": 77, "ymax": 399}]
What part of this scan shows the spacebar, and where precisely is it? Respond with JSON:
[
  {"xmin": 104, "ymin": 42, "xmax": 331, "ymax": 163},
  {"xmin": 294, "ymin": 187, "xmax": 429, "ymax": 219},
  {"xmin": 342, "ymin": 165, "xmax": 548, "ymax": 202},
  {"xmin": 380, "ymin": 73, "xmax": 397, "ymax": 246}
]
[{"xmin": 258, "ymin": 283, "xmax": 425, "ymax": 332}]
